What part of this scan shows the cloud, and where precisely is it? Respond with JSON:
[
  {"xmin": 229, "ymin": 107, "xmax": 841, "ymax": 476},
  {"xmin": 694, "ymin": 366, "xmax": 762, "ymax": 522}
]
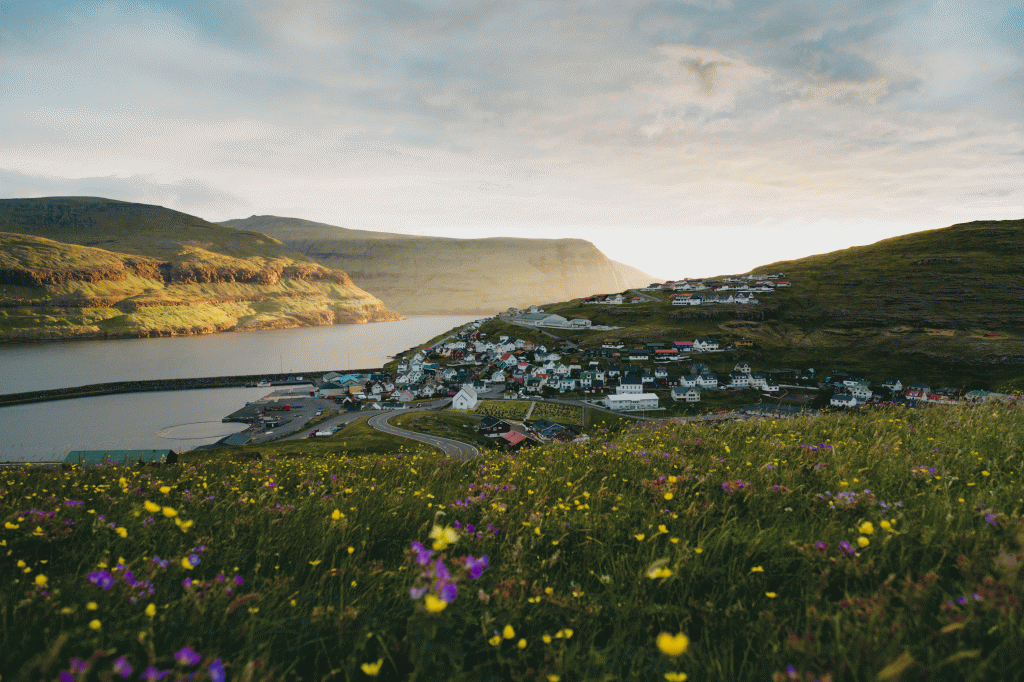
[{"xmin": 677, "ymin": 55, "xmax": 734, "ymax": 94}]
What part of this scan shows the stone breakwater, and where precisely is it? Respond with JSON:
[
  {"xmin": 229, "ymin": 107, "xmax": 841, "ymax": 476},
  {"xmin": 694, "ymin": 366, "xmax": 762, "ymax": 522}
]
[{"xmin": 0, "ymin": 370, "xmax": 383, "ymax": 407}]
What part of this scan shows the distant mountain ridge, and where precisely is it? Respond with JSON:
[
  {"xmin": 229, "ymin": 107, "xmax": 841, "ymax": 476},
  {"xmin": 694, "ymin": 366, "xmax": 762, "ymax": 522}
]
[
  {"xmin": 0, "ymin": 198, "xmax": 401, "ymax": 341},
  {"xmin": 219, "ymin": 215, "xmax": 656, "ymax": 315}
]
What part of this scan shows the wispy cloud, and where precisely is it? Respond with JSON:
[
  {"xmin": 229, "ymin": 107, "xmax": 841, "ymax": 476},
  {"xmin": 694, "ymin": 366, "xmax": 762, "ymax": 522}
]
[{"xmin": 0, "ymin": 0, "xmax": 1021, "ymax": 277}]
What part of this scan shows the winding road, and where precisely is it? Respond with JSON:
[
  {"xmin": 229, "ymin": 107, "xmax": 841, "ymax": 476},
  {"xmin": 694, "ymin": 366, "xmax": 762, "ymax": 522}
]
[{"xmin": 366, "ymin": 410, "xmax": 480, "ymax": 459}]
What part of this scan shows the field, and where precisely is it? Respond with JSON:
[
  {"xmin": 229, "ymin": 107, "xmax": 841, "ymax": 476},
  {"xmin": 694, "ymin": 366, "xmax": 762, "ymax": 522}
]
[{"xmin": 2, "ymin": 403, "xmax": 1023, "ymax": 681}]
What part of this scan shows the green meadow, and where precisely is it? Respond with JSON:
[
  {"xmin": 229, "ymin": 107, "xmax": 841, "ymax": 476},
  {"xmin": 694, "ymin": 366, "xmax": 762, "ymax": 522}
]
[{"xmin": 2, "ymin": 403, "xmax": 1023, "ymax": 681}]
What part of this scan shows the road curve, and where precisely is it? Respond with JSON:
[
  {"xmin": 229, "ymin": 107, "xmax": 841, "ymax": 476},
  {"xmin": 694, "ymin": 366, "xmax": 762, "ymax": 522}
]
[{"xmin": 366, "ymin": 411, "xmax": 480, "ymax": 459}]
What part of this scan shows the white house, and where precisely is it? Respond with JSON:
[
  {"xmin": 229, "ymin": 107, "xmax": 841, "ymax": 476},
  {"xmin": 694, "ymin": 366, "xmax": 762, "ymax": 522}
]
[
  {"xmin": 696, "ymin": 373, "xmax": 719, "ymax": 389},
  {"xmin": 882, "ymin": 379, "xmax": 903, "ymax": 392},
  {"xmin": 729, "ymin": 373, "xmax": 750, "ymax": 388},
  {"xmin": 605, "ymin": 393, "xmax": 659, "ymax": 411},
  {"xmin": 693, "ymin": 338, "xmax": 720, "ymax": 352},
  {"xmin": 850, "ymin": 384, "xmax": 873, "ymax": 400},
  {"xmin": 451, "ymin": 385, "xmax": 479, "ymax": 410},
  {"xmin": 617, "ymin": 376, "xmax": 644, "ymax": 394},
  {"xmin": 830, "ymin": 393, "xmax": 857, "ymax": 407},
  {"xmin": 671, "ymin": 387, "xmax": 701, "ymax": 402}
]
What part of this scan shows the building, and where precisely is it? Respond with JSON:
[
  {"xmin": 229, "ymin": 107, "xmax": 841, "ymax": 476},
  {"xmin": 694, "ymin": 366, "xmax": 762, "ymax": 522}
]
[
  {"xmin": 451, "ymin": 385, "xmax": 479, "ymax": 410},
  {"xmin": 604, "ymin": 393, "xmax": 659, "ymax": 411},
  {"xmin": 63, "ymin": 450, "xmax": 176, "ymax": 466},
  {"xmin": 671, "ymin": 387, "xmax": 701, "ymax": 402}
]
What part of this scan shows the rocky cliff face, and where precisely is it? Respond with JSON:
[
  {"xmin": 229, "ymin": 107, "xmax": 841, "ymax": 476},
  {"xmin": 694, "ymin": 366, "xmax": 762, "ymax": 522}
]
[{"xmin": 220, "ymin": 216, "xmax": 655, "ymax": 314}]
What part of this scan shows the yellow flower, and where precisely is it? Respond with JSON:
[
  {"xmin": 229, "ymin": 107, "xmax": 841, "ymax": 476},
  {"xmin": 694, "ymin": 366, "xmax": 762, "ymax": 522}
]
[
  {"xmin": 880, "ymin": 520, "xmax": 892, "ymax": 531},
  {"xmin": 750, "ymin": 566, "xmax": 764, "ymax": 573},
  {"xmin": 159, "ymin": 486, "xmax": 171, "ymax": 494},
  {"xmin": 89, "ymin": 619, "xmax": 101, "ymax": 631},
  {"xmin": 554, "ymin": 628, "xmax": 574, "ymax": 639},
  {"xmin": 174, "ymin": 518, "xmax": 194, "ymax": 531},
  {"xmin": 517, "ymin": 638, "xmax": 527, "ymax": 649},
  {"xmin": 858, "ymin": 521, "xmax": 874, "ymax": 535},
  {"xmin": 16, "ymin": 560, "xmax": 25, "ymax": 568},
  {"xmin": 857, "ymin": 536, "xmax": 870, "ymax": 548},
  {"xmin": 348, "ymin": 547, "xmax": 355, "ymax": 554},
  {"xmin": 665, "ymin": 674, "xmax": 688, "ymax": 682},
  {"xmin": 115, "ymin": 527, "xmax": 128, "ymax": 539},
  {"xmin": 766, "ymin": 592, "xmax": 777, "ymax": 598},
  {"xmin": 982, "ymin": 471, "xmax": 990, "ymax": 476},
  {"xmin": 423, "ymin": 594, "xmax": 447, "ymax": 613},
  {"xmin": 34, "ymin": 574, "xmax": 48, "ymax": 587},
  {"xmin": 664, "ymin": 492, "xmax": 673, "ymax": 500},
  {"xmin": 60, "ymin": 606, "xmax": 74, "ymax": 615},
  {"xmin": 489, "ymin": 635, "xmax": 501, "ymax": 646},
  {"xmin": 5, "ymin": 522, "xmax": 19, "ymax": 529},
  {"xmin": 658, "ymin": 525, "xmax": 669, "ymax": 534},
  {"xmin": 144, "ymin": 500, "xmax": 160, "ymax": 513},
  {"xmin": 543, "ymin": 634, "xmax": 552, "ymax": 644},
  {"xmin": 694, "ymin": 548, "xmax": 703, "ymax": 554},
  {"xmin": 503, "ymin": 624, "xmax": 515, "ymax": 639},
  {"xmin": 162, "ymin": 506, "xmax": 178, "ymax": 518},
  {"xmin": 248, "ymin": 607, "xmax": 259, "ymax": 614},
  {"xmin": 656, "ymin": 632, "xmax": 689, "ymax": 657},
  {"xmin": 360, "ymin": 659, "xmax": 384, "ymax": 677},
  {"xmin": 635, "ymin": 533, "xmax": 645, "ymax": 541},
  {"xmin": 547, "ymin": 676, "xmax": 561, "ymax": 682},
  {"xmin": 146, "ymin": 603, "xmax": 156, "ymax": 617},
  {"xmin": 309, "ymin": 559, "xmax": 322, "ymax": 566},
  {"xmin": 724, "ymin": 445, "xmax": 730, "ymax": 453},
  {"xmin": 86, "ymin": 601, "xmax": 98, "ymax": 610},
  {"xmin": 331, "ymin": 509, "xmax": 342, "ymax": 520},
  {"xmin": 647, "ymin": 566, "xmax": 673, "ymax": 579},
  {"xmin": 181, "ymin": 557, "xmax": 194, "ymax": 569}
]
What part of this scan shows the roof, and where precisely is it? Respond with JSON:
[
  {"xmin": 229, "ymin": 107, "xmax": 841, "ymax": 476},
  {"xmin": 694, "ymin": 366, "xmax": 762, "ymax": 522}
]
[
  {"xmin": 64, "ymin": 450, "xmax": 175, "ymax": 466},
  {"xmin": 501, "ymin": 430, "xmax": 526, "ymax": 446}
]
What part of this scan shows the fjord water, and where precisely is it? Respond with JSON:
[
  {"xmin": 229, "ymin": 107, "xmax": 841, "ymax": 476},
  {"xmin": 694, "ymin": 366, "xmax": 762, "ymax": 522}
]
[{"xmin": 0, "ymin": 316, "xmax": 478, "ymax": 461}]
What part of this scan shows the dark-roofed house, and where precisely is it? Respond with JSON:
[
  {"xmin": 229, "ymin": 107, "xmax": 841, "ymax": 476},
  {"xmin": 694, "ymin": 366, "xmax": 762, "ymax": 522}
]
[
  {"xmin": 477, "ymin": 416, "xmax": 512, "ymax": 436},
  {"xmin": 64, "ymin": 450, "xmax": 176, "ymax": 466}
]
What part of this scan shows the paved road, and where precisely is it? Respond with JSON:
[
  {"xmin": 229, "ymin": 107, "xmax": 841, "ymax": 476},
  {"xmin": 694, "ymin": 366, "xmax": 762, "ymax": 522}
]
[{"xmin": 366, "ymin": 411, "xmax": 480, "ymax": 459}]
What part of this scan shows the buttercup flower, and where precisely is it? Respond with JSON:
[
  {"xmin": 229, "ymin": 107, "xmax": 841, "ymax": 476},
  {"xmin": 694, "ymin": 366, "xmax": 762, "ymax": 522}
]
[
  {"xmin": 360, "ymin": 659, "xmax": 383, "ymax": 677},
  {"xmin": 657, "ymin": 632, "xmax": 689, "ymax": 657}
]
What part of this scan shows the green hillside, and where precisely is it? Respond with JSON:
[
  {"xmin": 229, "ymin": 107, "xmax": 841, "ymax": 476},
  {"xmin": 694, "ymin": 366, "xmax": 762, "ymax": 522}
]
[
  {"xmin": 219, "ymin": 215, "xmax": 655, "ymax": 315},
  {"xmin": 0, "ymin": 198, "xmax": 403, "ymax": 341},
  {"xmin": 0, "ymin": 197, "xmax": 312, "ymax": 264},
  {"xmin": 534, "ymin": 219, "xmax": 1024, "ymax": 392}
]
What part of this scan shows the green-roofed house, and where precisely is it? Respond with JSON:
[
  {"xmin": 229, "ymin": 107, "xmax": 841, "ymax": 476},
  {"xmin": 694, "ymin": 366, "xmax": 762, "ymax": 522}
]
[{"xmin": 63, "ymin": 450, "xmax": 177, "ymax": 466}]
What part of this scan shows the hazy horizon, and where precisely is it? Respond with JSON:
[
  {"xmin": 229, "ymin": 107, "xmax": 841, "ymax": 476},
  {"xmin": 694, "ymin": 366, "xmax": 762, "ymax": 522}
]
[{"xmin": 2, "ymin": 1, "xmax": 1022, "ymax": 278}]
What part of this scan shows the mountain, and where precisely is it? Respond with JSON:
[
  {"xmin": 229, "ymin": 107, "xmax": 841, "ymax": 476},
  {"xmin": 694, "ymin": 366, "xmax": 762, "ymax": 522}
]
[
  {"xmin": 535, "ymin": 219, "xmax": 1024, "ymax": 391},
  {"xmin": 218, "ymin": 215, "xmax": 656, "ymax": 314},
  {"xmin": 0, "ymin": 198, "xmax": 401, "ymax": 341}
]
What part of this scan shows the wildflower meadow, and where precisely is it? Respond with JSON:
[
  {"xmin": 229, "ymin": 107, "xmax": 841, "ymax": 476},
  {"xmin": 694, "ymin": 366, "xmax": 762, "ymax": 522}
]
[{"xmin": 2, "ymin": 403, "xmax": 1023, "ymax": 681}]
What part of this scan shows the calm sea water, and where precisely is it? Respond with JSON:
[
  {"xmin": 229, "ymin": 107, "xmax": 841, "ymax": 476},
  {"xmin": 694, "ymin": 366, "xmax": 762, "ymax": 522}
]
[{"xmin": 0, "ymin": 316, "xmax": 479, "ymax": 461}]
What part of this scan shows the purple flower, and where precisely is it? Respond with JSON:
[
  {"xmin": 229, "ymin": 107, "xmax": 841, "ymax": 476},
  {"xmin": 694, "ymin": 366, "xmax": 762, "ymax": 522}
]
[
  {"xmin": 466, "ymin": 524, "xmax": 475, "ymax": 534},
  {"xmin": 87, "ymin": 570, "xmax": 115, "ymax": 590},
  {"xmin": 957, "ymin": 596, "xmax": 969, "ymax": 606},
  {"xmin": 409, "ymin": 586, "xmax": 428, "ymax": 599},
  {"xmin": 143, "ymin": 666, "xmax": 170, "ymax": 681},
  {"xmin": 986, "ymin": 513, "xmax": 998, "ymax": 527},
  {"xmin": 209, "ymin": 659, "xmax": 226, "ymax": 682},
  {"xmin": 438, "ymin": 581, "xmax": 458, "ymax": 603},
  {"xmin": 434, "ymin": 558, "xmax": 451, "ymax": 583},
  {"xmin": 174, "ymin": 646, "xmax": 201, "ymax": 666},
  {"xmin": 972, "ymin": 592, "xmax": 983, "ymax": 600},
  {"xmin": 466, "ymin": 555, "xmax": 489, "ymax": 579},
  {"xmin": 59, "ymin": 672, "xmax": 74, "ymax": 682},
  {"xmin": 839, "ymin": 541, "xmax": 855, "ymax": 556},
  {"xmin": 71, "ymin": 658, "xmax": 89, "ymax": 673},
  {"xmin": 189, "ymin": 554, "xmax": 201, "ymax": 566},
  {"xmin": 113, "ymin": 655, "xmax": 133, "ymax": 678},
  {"xmin": 815, "ymin": 542, "xmax": 828, "ymax": 552},
  {"xmin": 216, "ymin": 573, "xmax": 225, "ymax": 582},
  {"xmin": 452, "ymin": 520, "xmax": 462, "ymax": 529},
  {"xmin": 410, "ymin": 541, "xmax": 433, "ymax": 566},
  {"xmin": 183, "ymin": 578, "xmax": 193, "ymax": 588},
  {"xmin": 234, "ymin": 575, "xmax": 244, "ymax": 585}
]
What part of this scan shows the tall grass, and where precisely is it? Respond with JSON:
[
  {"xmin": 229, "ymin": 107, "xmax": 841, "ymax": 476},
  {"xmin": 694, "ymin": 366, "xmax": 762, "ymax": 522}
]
[{"xmin": 2, "ymin": 403, "xmax": 1023, "ymax": 681}]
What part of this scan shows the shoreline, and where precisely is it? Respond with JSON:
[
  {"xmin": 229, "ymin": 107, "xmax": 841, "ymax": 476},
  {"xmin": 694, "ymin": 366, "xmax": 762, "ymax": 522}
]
[{"xmin": 0, "ymin": 369, "xmax": 383, "ymax": 408}]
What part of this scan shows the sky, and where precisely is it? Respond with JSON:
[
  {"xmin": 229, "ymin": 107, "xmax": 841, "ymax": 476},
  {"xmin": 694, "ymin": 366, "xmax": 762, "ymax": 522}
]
[{"xmin": 1, "ymin": 0, "xmax": 1022, "ymax": 280}]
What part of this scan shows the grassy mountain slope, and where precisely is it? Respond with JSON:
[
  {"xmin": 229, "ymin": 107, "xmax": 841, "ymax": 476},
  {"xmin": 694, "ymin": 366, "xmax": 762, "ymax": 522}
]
[
  {"xmin": 0, "ymin": 198, "xmax": 402, "ymax": 341},
  {"xmin": 219, "ymin": 215, "xmax": 655, "ymax": 314},
  {"xmin": 536, "ymin": 219, "xmax": 1024, "ymax": 391}
]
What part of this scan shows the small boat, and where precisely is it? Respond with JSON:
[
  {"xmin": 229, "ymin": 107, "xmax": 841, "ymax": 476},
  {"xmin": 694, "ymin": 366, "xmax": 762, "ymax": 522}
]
[{"xmin": 256, "ymin": 380, "xmax": 272, "ymax": 388}]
